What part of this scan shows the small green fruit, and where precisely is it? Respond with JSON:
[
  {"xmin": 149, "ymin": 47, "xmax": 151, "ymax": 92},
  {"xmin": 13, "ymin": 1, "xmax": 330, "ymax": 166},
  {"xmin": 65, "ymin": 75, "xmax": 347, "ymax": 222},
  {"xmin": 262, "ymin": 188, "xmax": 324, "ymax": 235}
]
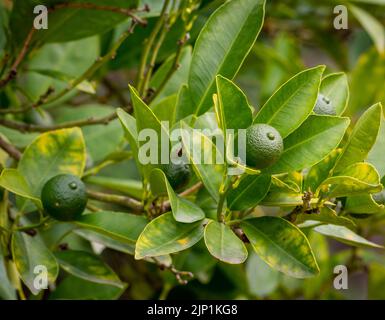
[
  {"xmin": 245, "ymin": 123, "xmax": 283, "ymax": 169},
  {"xmin": 41, "ymin": 174, "xmax": 87, "ymax": 221}
]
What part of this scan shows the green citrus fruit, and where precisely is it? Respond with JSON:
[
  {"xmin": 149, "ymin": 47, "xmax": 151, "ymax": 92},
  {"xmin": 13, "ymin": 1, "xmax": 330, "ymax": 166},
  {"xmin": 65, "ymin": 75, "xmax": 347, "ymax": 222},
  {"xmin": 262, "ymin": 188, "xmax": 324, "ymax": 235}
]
[
  {"xmin": 41, "ymin": 174, "xmax": 87, "ymax": 221},
  {"xmin": 245, "ymin": 123, "xmax": 283, "ymax": 169},
  {"xmin": 314, "ymin": 94, "xmax": 336, "ymax": 115},
  {"xmin": 373, "ymin": 190, "xmax": 385, "ymax": 205}
]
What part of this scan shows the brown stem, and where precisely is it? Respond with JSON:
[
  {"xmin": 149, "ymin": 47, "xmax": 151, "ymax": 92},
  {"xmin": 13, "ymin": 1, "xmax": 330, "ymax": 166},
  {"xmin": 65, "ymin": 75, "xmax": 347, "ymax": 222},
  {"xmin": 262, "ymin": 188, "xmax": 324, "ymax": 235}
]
[
  {"xmin": 160, "ymin": 182, "xmax": 203, "ymax": 212},
  {"xmin": 0, "ymin": 136, "xmax": 21, "ymax": 161},
  {"xmin": 0, "ymin": 28, "xmax": 36, "ymax": 88}
]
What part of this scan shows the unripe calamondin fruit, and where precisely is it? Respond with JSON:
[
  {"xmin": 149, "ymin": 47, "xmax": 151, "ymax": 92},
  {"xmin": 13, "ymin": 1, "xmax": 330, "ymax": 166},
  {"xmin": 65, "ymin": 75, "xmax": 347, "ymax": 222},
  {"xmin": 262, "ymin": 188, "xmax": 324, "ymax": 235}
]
[
  {"xmin": 41, "ymin": 174, "xmax": 87, "ymax": 221},
  {"xmin": 314, "ymin": 93, "xmax": 336, "ymax": 115},
  {"xmin": 161, "ymin": 148, "xmax": 192, "ymax": 191},
  {"xmin": 245, "ymin": 123, "xmax": 284, "ymax": 169}
]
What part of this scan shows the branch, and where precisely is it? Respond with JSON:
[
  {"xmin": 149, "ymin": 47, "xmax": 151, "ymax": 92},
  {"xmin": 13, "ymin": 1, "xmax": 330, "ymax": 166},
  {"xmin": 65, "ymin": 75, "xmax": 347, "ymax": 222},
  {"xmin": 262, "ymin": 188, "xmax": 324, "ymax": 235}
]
[
  {"xmin": 86, "ymin": 190, "xmax": 144, "ymax": 213},
  {"xmin": 136, "ymin": 0, "xmax": 171, "ymax": 94},
  {"xmin": 51, "ymin": 3, "xmax": 147, "ymax": 26},
  {"xmin": 160, "ymin": 182, "xmax": 203, "ymax": 212},
  {"xmin": 0, "ymin": 28, "xmax": 36, "ymax": 88},
  {"xmin": 0, "ymin": 136, "xmax": 22, "ymax": 161},
  {"xmin": 147, "ymin": 32, "xmax": 190, "ymax": 103}
]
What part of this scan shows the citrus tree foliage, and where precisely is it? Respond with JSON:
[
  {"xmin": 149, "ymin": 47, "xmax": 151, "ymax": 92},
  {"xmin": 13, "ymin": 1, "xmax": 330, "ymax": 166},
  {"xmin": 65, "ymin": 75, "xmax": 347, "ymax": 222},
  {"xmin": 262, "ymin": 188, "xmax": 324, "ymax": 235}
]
[{"xmin": 0, "ymin": 0, "xmax": 385, "ymax": 300}]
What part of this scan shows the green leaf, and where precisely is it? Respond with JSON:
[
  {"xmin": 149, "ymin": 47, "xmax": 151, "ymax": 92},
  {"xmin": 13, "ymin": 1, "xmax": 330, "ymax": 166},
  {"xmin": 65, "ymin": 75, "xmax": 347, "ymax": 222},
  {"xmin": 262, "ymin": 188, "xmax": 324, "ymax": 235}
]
[
  {"xmin": 345, "ymin": 194, "xmax": 385, "ymax": 214},
  {"xmin": 55, "ymin": 250, "xmax": 124, "ymax": 288},
  {"xmin": 75, "ymin": 211, "xmax": 147, "ymax": 245},
  {"xmin": 24, "ymin": 37, "xmax": 99, "ymax": 102},
  {"xmin": 246, "ymin": 252, "xmax": 279, "ymax": 298},
  {"xmin": 320, "ymin": 73, "xmax": 349, "ymax": 116},
  {"xmin": 50, "ymin": 275, "xmax": 126, "ymax": 300},
  {"xmin": 54, "ymin": 105, "xmax": 123, "ymax": 163},
  {"xmin": 11, "ymin": 0, "xmax": 138, "ymax": 44},
  {"xmin": 314, "ymin": 224, "xmax": 383, "ymax": 248},
  {"xmin": 254, "ymin": 66, "xmax": 325, "ymax": 138},
  {"xmin": 129, "ymin": 85, "xmax": 170, "ymax": 179},
  {"xmin": 0, "ymin": 250, "xmax": 16, "ymax": 300},
  {"xmin": 151, "ymin": 95, "xmax": 177, "ymax": 125},
  {"xmin": 117, "ymin": 108, "xmax": 144, "ymax": 178},
  {"xmin": 17, "ymin": 128, "xmax": 86, "ymax": 198},
  {"xmin": 261, "ymin": 192, "xmax": 305, "ymax": 207},
  {"xmin": 135, "ymin": 212, "xmax": 205, "ymax": 259},
  {"xmin": 350, "ymin": 5, "xmax": 385, "ymax": 53},
  {"xmin": 149, "ymin": 46, "xmax": 192, "ymax": 105},
  {"xmin": 180, "ymin": 122, "xmax": 224, "ymax": 202},
  {"xmin": 296, "ymin": 206, "xmax": 356, "ymax": 230},
  {"xmin": 215, "ymin": 75, "xmax": 253, "ymax": 131},
  {"xmin": 74, "ymin": 229, "xmax": 135, "ymax": 255},
  {"xmin": 0, "ymin": 169, "xmax": 41, "ymax": 206},
  {"xmin": 334, "ymin": 103, "xmax": 383, "ymax": 173},
  {"xmin": 304, "ymin": 149, "xmax": 341, "ymax": 193},
  {"xmin": 241, "ymin": 217, "xmax": 319, "ymax": 278},
  {"xmin": 12, "ymin": 232, "xmax": 59, "ymax": 295},
  {"xmin": 320, "ymin": 162, "xmax": 382, "ymax": 197},
  {"xmin": 204, "ymin": 220, "xmax": 248, "ymax": 264},
  {"xmin": 266, "ymin": 115, "xmax": 350, "ymax": 174},
  {"xmin": 189, "ymin": 0, "xmax": 265, "ymax": 115},
  {"xmin": 174, "ymin": 85, "xmax": 195, "ymax": 123},
  {"xmin": 85, "ymin": 175, "xmax": 143, "ymax": 200},
  {"xmin": 368, "ymin": 116, "xmax": 385, "ymax": 177},
  {"xmin": 227, "ymin": 174, "xmax": 271, "ymax": 211},
  {"xmin": 150, "ymin": 169, "xmax": 205, "ymax": 223}
]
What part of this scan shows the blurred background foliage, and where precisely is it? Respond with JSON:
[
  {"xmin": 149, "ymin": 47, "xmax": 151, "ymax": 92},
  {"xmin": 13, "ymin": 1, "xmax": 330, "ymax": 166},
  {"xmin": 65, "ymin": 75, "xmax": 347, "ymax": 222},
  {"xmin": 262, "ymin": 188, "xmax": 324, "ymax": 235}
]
[{"xmin": 0, "ymin": 0, "xmax": 385, "ymax": 299}]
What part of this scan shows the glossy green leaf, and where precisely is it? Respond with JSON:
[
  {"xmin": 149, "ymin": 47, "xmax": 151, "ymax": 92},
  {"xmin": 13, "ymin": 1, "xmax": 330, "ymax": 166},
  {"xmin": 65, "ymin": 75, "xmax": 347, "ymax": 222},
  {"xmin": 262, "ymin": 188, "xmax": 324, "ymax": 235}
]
[
  {"xmin": 54, "ymin": 105, "xmax": 123, "ymax": 163},
  {"xmin": 320, "ymin": 72, "xmax": 349, "ymax": 116},
  {"xmin": 314, "ymin": 224, "xmax": 383, "ymax": 248},
  {"xmin": 368, "ymin": 116, "xmax": 385, "ymax": 177},
  {"xmin": 189, "ymin": 0, "xmax": 265, "ymax": 115},
  {"xmin": 117, "ymin": 108, "xmax": 144, "ymax": 178},
  {"xmin": 24, "ymin": 37, "xmax": 99, "ymax": 102},
  {"xmin": 85, "ymin": 175, "xmax": 143, "ymax": 200},
  {"xmin": 180, "ymin": 122, "xmax": 224, "ymax": 202},
  {"xmin": 320, "ymin": 162, "xmax": 382, "ymax": 197},
  {"xmin": 0, "ymin": 169, "xmax": 41, "ymax": 206},
  {"xmin": 350, "ymin": 4, "xmax": 385, "ymax": 53},
  {"xmin": 11, "ymin": 0, "xmax": 138, "ymax": 44},
  {"xmin": 215, "ymin": 75, "xmax": 253, "ymax": 131},
  {"xmin": 204, "ymin": 220, "xmax": 248, "ymax": 264},
  {"xmin": 227, "ymin": 174, "xmax": 271, "ymax": 210},
  {"xmin": 150, "ymin": 46, "xmax": 192, "ymax": 105},
  {"xmin": 345, "ymin": 194, "xmax": 385, "ymax": 214},
  {"xmin": 55, "ymin": 250, "xmax": 124, "ymax": 288},
  {"xmin": 75, "ymin": 211, "xmax": 147, "ymax": 245},
  {"xmin": 12, "ymin": 232, "xmax": 59, "ymax": 295},
  {"xmin": 174, "ymin": 85, "xmax": 195, "ymax": 123},
  {"xmin": 129, "ymin": 85, "xmax": 170, "ymax": 179},
  {"xmin": 150, "ymin": 169, "xmax": 205, "ymax": 223},
  {"xmin": 246, "ymin": 252, "xmax": 279, "ymax": 298},
  {"xmin": 0, "ymin": 250, "xmax": 16, "ymax": 300},
  {"xmin": 50, "ymin": 275, "xmax": 126, "ymax": 300},
  {"xmin": 151, "ymin": 95, "xmax": 177, "ymax": 125},
  {"xmin": 261, "ymin": 192, "xmax": 305, "ymax": 207},
  {"xmin": 18, "ymin": 128, "xmax": 86, "ymax": 198},
  {"xmin": 254, "ymin": 66, "xmax": 324, "ymax": 137},
  {"xmin": 266, "ymin": 115, "xmax": 350, "ymax": 174},
  {"xmin": 304, "ymin": 149, "xmax": 341, "ymax": 193},
  {"xmin": 241, "ymin": 217, "xmax": 319, "ymax": 278},
  {"xmin": 334, "ymin": 103, "xmax": 382, "ymax": 173},
  {"xmin": 135, "ymin": 212, "xmax": 205, "ymax": 259},
  {"xmin": 296, "ymin": 206, "xmax": 356, "ymax": 230}
]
